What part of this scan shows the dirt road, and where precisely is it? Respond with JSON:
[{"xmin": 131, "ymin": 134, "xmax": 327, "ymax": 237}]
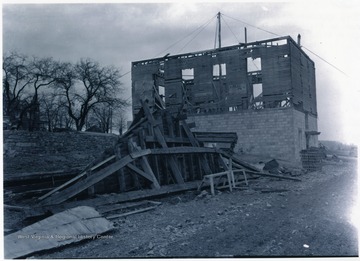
[{"xmin": 29, "ymin": 159, "xmax": 359, "ymax": 258}]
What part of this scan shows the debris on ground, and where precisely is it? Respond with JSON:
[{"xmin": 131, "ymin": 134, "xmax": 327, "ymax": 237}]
[{"xmin": 4, "ymin": 206, "xmax": 114, "ymax": 259}]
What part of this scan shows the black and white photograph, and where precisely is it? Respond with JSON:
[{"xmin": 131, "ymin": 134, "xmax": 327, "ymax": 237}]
[{"xmin": 2, "ymin": 0, "xmax": 359, "ymax": 259}]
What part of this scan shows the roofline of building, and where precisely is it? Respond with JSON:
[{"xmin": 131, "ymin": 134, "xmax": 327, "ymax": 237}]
[{"xmin": 132, "ymin": 35, "xmax": 314, "ymax": 67}]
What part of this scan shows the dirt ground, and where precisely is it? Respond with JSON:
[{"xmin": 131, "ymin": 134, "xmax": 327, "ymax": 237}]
[{"xmin": 5, "ymin": 158, "xmax": 359, "ymax": 258}]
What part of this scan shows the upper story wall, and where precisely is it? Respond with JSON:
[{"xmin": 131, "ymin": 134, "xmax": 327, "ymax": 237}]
[{"xmin": 132, "ymin": 36, "xmax": 317, "ymax": 117}]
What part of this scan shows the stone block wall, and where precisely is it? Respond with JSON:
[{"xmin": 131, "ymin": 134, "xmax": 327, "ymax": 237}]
[
  {"xmin": 187, "ymin": 107, "xmax": 318, "ymax": 163},
  {"xmin": 3, "ymin": 131, "xmax": 118, "ymax": 175}
]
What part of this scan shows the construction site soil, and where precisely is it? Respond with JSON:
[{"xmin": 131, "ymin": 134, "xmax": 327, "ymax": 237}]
[{"xmin": 4, "ymin": 158, "xmax": 358, "ymax": 258}]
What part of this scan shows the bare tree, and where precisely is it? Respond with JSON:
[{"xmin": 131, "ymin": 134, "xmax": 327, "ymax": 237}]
[
  {"xmin": 56, "ymin": 59, "xmax": 127, "ymax": 131},
  {"xmin": 87, "ymin": 103, "xmax": 113, "ymax": 133},
  {"xmin": 3, "ymin": 53, "xmax": 61, "ymax": 130},
  {"xmin": 2, "ymin": 52, "xmax": 33, "ymax": 127},
  {"xmin": 23, "ymin": 57, "xmax": 60, "ymax": 130},
  {"xmin": 113, "ymin": 109, "xmax": 128, "ymax": 135},
  {"xmin": 40, "ymin": 92, "xmax": 75, "ymax": 131}
]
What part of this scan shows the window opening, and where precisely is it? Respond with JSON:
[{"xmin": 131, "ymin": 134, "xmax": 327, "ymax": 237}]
[
  {"xmin": 158, "ymin": 86, "xmax": 165, "ymax": 102},
  {"xmin": 253, "ymin": 83, "xmax": 263, "ymax": 98},
  {"xmin": 247, "ymin": 57, "xmax": 261, "ymax": 72},
  {"xmin": 182, "ymin": 68, "xmax": 194, "ymax": 80}
]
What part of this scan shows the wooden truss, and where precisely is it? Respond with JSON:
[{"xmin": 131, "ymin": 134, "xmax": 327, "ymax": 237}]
[{"xmin": 37, "ymin": 100, "xmax": 274, "ymax": 206}]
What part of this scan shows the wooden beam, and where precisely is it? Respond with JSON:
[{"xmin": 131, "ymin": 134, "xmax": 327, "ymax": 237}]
[
  {"xmin": 126, "ymin": 163, "xmax": 160, "ymax": 189},
  {"xmin": 128, "ymin": 141, "xmax": 161, "ymax": 189},
  {"xmin": 107, "ymin": 206, "xmax": 158, "ymax": 219},
  {"xmin": 97, "ymin": 200, "xmax": 161, "ymax": 214},
  {"xmin": 27, "ymin": 181, "xmax": 202, "ymax": 217},
  {"xmin": 5, "ymin": 169, "xmax": 80, "ymax": 182},
  {"xmin": 241, "ymin": 170, "xmax": 302, "ymax": 182},
  {"xmin": 145, "ymin": 136, "xmax": 191, "ymax": 144},
  {"xmin": 115, "ymin": 146, "xmax": 126, "ymax": 192},
  {"xmin": 181, "ymin": 120, "xmax": 212, "ymax": 175},
  {"xmin": 151, "ymin": 147, "xmax": 216, "ymax": 155},
  {"xmin": 141, "ymin": 100, "xmax": 185, "ymax": 184},
  {"xmin": 38, "ymin": 155, "xmax": 116, "ymax": 201},
  {"xmin": 219, "ymin": 150, "xmax": 261, "ymax": 172},
  {"xmin": 40, "ymin": 155, "xmax": 136, "ymax": 206}
]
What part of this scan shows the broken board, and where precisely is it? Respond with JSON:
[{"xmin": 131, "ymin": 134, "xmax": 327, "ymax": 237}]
[{"xmin": 4, "ymin": 206, "xmax": 114, "ymax": 259}]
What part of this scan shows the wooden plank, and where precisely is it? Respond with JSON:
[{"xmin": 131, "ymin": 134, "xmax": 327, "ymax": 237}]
[
  {"xmin": 218, "ymin": 154, "xmax": 229, "ymax": 171},
  {"xmin": 41, "ymin": 145, "xmax": 209, "ymax": 205},
  {"xmin": 28, "ymin": 181, "xmax": 202, "ymax": 218},
  {"xmin": 4, "ymin": 204, "xmax": 30, "ymax": 211},
  {"xmin": 98, "ymin": 200, "xmax": 160, "ymax": 214},
  {"xmin": 242, "ymin": 170, "xmax": 302, "ymax": 182},
  {"xmin": 87, "ymin": 170, "xmax": 95, "ymax": 197},
  {"xmin": 120, "ymin": 117, "xmax": 147, "ymax": 139},
  {"xmin": 141, "ymin": 100, "xmax": 184, "ymax": 184},
  {"xmin": 181, "ymin": 120, "xmax": 212, "ymax": 175},
  {"xmin": 129, "ymin": 142, "xmax": 161, "ymax": 189},
  {"xmin": 115, "ymin": 147, "xmax": 126, "ymax": 192},
  {"xmin": 153, "ymin": 127, "xmax": 185, "ymax": 184},
  {"xmin": 145, "ymin": 136, "xmax": 191, "ymax": 144},
  {"xmin": 4, "ymin": 206, "xmax": 113, "ymax": 259},
  {"xmin": 151, "ymin": 146, "xmax": 216, "ymax": 155},
  {"xmin": 129, "ymin": 149, "xmax": 152, "ymax": 158},
  {"xmin": 41, "ymin": 155, "xmax": 137, "ymax": 206},
  {"xmin": 38, "ymin": 155, "xmax": 116, "ymax": 201},
  {"xmin": 126, "ymin": 163, "xmax": 158, "ymax": 186},
  {"xmin": 5, "ymin": 169, "xmax": 80, "ymax": 182},
  {"xmin": 219, "ymin": 150, "xmax": 261, "ymax": 172},
  {"xmin": 107, "ymin": 206, "xmax": 158, "ymax": 219},
  {"xmin": 139, "ymin": 157, "xmax": 161, "ymax": 189}
]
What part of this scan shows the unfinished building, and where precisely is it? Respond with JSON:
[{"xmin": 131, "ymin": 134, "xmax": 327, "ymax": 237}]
[{"xmin": 132, "ymin": 35, "xmax": 319, "ymax": 163}]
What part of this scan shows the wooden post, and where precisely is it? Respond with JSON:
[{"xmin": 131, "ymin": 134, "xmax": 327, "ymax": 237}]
[
  {"xmin": 115, "ymin": 146, "xmax": 126, "ymax": 192},
  {"xmin": 128, "ymin": 141, "xmax": 161, "ymax": 189},
  {"xmin": 141, "ymin": 100, "xmax": 184, "ymax": 184},
  {"xmin": 87, "ymin": 170, "xmax": 95, "ymax": 197},
  {"xmin": 242, "ymin": 170, "xmax": 249, "ymax": 186},
  {"xmin": 180, "ymin": 120, "xmax": 212, "ymax": 175},
  {"xmin": 210, "ymin": 176, "xmax": 215, "ymax": 196},
  {"xmin": 229, "ymin": 158, "xmax": 235, "ymax": 188}
]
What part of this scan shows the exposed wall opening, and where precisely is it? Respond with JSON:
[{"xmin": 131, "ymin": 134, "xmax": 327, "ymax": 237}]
[
  {"xmin": 247, "ymin": 57, "xmax": 261, "ymax": 72},
  {"xmin": 158, "ymin": 86, "xmax": 165, "ymax": 102},
  {"xmin": 182, "ymin": 68, "xmax": 194, "ymax": 80},
  {"xmin": 253, "ymin": 83, "xmax": 263, "ymax": 98},
  {"xmin": 213, "ymin": 63, "xmax": 226, "ymax": 78}
]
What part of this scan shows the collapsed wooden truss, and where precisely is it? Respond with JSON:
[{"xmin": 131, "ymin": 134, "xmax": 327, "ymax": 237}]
[{"xmin": 37, "ymin": 100, "xmax": 267, "ymax": 206}]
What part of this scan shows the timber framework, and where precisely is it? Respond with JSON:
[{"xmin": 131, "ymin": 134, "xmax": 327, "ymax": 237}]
[{"xmin": 132, "ymin": 34, "xmax": 320, "ymax": 162}]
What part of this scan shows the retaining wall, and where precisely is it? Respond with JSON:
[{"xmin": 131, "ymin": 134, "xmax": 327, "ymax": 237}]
[{"xmin": 3, "ymin": 131, "xmax": 118, "ymax": 175}]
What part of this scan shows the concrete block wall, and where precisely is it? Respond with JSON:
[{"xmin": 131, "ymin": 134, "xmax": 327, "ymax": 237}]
[
  {"xmin": 292, "ymin": 110, "xmax": 319, "ymax": 161},
  {"xmin": 3, "ymin": 131, "xmax": 118, "ymax": 175},
  {"xmin": 187, "ymin": 107, "xmax": 309, "ymax": 163}
]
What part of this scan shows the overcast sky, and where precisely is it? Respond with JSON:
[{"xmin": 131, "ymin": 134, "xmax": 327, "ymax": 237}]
[{"xmin": 2, "ymin": 1, "xmax": 360, "ymax": 144}]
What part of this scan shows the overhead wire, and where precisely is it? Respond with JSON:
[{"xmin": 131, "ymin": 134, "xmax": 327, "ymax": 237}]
[
  {"xmin": 129, "ymin": 12, "xmax": 347, "ymax": 81},
  {"xmin": 178, "ymin": 15, "xmax": 217, "ymax": 53},
  {"xmin": 155, "ymin": 14, "xmax": 217, "ymax": 57},
  {"xmin": 222, "ymin": 12, "xmax": 347, "ymax": 76},
  {"xmin": 221, "ymin": 15, "xmax": 241, "ymax": 44},
  {"xmin": 214, "ymin": 18, "xmax": 218, "ymax": 49},
  {"xmin": 222, "ymin": 13, "xmax": 281, "ymax": 37},
  {"xmin": 302, "ymin": 46, "xmax": 348, "ymax": 77}
]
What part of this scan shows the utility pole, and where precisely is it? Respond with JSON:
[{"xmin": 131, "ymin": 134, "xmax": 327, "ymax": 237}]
[
  {"xmin": 245, "ymin": 27, "xmax": 248, "ymax": 44},
  {"xmin": 217, "ymin": 11, "xmax": 223, "ymax": 109},
  {"xmin": 217, "ymin": 12, "xmax": 221, "ymax": 49}
]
